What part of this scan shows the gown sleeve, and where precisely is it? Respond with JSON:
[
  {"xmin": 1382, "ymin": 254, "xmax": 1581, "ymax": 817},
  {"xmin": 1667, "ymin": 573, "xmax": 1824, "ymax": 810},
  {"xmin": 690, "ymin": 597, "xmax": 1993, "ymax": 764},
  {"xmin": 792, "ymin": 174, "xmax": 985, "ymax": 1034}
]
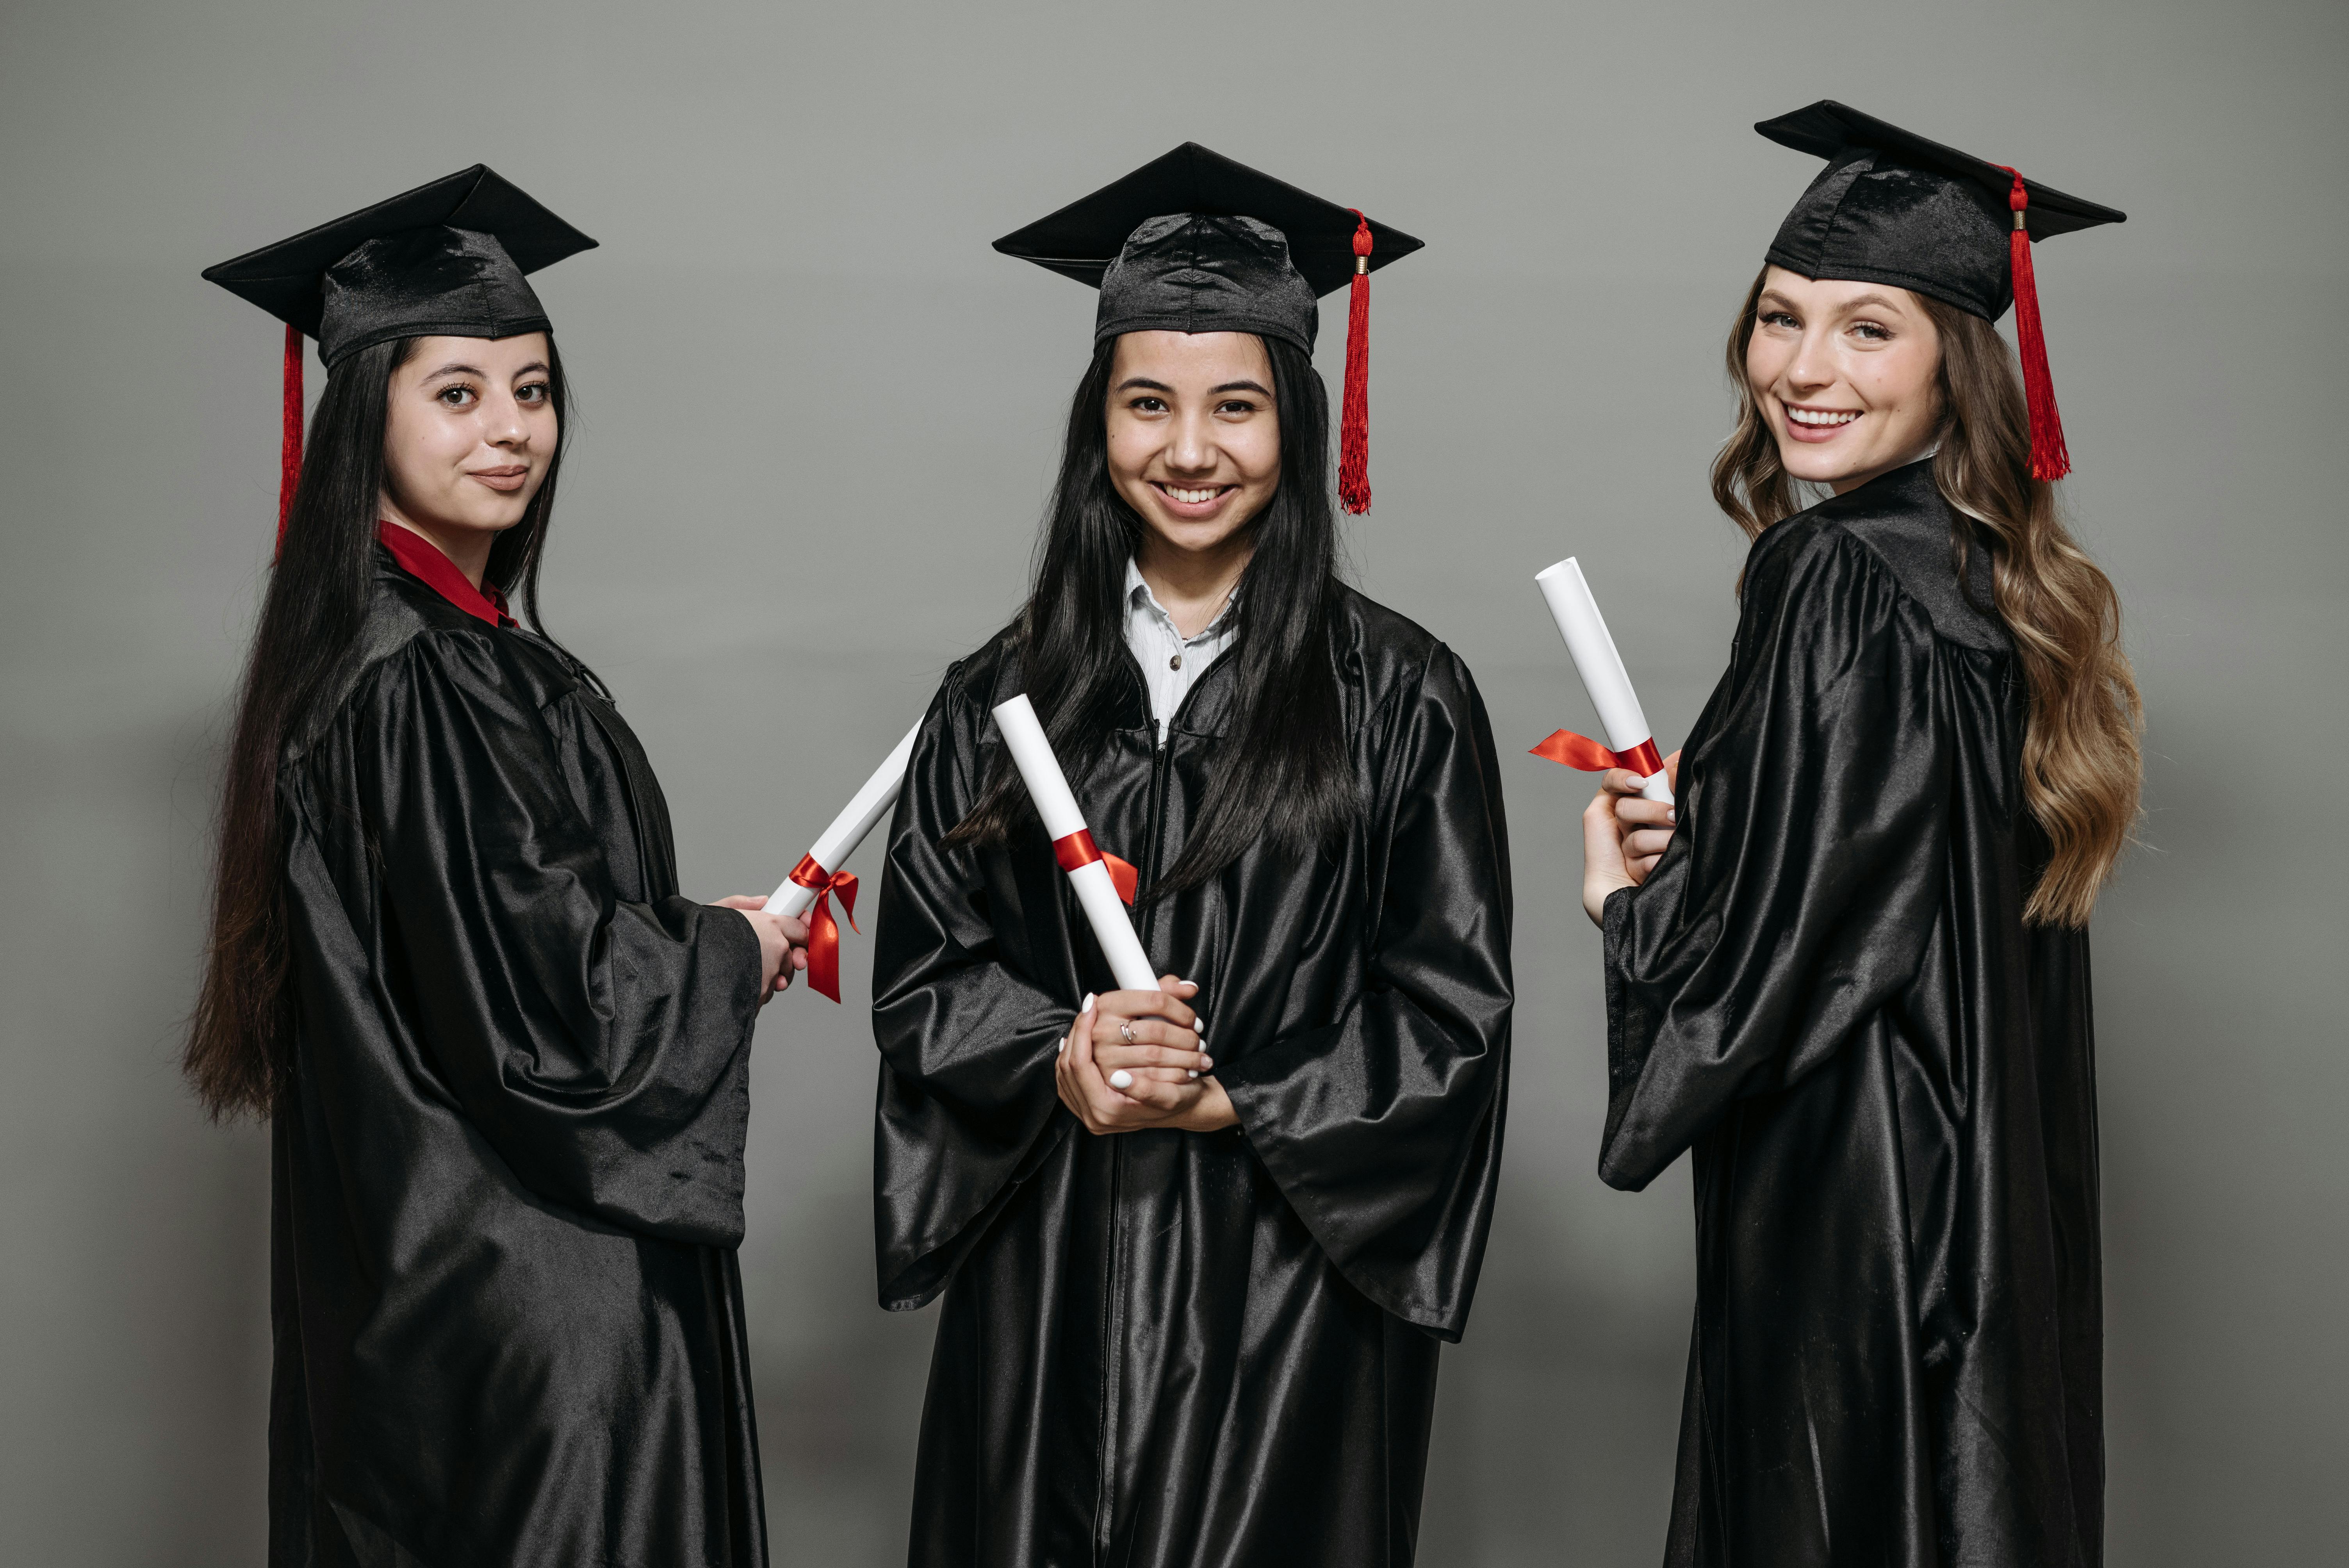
[
  {"xmin": 869, "ymin": 675, "xmax": 1076, "ymax": 1308},
  {"xmin": 1598, "ymin": 523, "xmax": 1952, "ymax": 1191},
  {"xmin": 354, "ymin": 628, "xmax": 765, "ymax": 1245},
  {"xmin": 1214, "ymin": 645, "xmax": 1515, "ymax": 1342}
]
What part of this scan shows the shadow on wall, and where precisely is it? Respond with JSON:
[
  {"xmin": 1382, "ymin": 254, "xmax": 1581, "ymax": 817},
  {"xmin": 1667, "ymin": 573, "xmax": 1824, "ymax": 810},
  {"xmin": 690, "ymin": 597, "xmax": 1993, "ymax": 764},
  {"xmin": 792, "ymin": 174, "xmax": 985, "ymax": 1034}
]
[
  {"xmin": 1420, "ymin": 1195, "xmax": 1691, "ymax": 1568},
  {"xmin": 2, "ymin": 711, "xmax": 275, "ymax": 1564},
  {"xmin": 749, "ymin": 1193, "xmax": 936, "ymax": 1566}
]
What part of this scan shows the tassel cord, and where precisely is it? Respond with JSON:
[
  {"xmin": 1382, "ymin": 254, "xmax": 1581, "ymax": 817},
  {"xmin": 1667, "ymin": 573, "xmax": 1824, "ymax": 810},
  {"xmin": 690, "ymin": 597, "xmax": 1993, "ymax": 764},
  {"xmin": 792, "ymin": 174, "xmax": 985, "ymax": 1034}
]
[
  {"xmin": 2000, "ymin": 167, "xmax": 2072, "ymax": 482},
  {"xmin": 278, "ymin": 323, "xmax": 304, "ymax": 555},
  {"xmin": 1337, "ymin": 211, "xmax": 1373, "ymax": 515}
]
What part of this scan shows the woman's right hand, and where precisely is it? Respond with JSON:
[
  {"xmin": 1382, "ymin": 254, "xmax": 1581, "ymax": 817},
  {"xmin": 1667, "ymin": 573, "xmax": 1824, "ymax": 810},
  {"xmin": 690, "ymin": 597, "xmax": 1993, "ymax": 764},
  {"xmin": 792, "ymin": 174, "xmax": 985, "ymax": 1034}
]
[
  {"xmin": 1580, "ymin": 751, "xmax": 1680, "ymax": 927},
  {"xmin": 1055, "ymin": 976, "xmax": 1221, "ymax": 1134}
]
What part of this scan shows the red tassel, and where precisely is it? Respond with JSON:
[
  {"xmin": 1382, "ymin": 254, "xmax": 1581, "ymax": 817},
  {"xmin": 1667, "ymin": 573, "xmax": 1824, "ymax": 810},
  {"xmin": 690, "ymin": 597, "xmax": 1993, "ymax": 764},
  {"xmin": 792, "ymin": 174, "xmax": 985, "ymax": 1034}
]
[
  {"xmin": 1337, "ymin": 210, "xmax": 1373, "ymax": 515},
  {"xmin": 2000, "ymin": 168, "xmax": 2071, "ymax": 482},
  {"xmin": 277, "ymin": 323, "xmax": 305, "ymax": 556}
]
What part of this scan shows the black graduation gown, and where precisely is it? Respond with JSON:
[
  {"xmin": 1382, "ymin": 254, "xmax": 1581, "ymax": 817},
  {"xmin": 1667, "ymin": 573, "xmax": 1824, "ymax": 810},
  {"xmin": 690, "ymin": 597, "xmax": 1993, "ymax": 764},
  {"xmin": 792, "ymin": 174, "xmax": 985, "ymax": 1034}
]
[
  {"xmin": 269, "ymin": 554, "xmax": 770, "ymax": 1568},
  {"xmin": 1600, "ymin": 462, "xmax": 2102, "ymax": 1567},
  {"xmin": 871, "ymin": 587, "xmax": 1513, "ymax": 1568}
]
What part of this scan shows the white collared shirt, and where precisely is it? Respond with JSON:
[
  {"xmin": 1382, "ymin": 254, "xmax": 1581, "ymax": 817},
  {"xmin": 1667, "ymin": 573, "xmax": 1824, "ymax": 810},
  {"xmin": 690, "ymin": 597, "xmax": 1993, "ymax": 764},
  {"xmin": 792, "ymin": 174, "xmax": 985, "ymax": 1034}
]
[{"xmin": 1123, "ymin": 559, "xmax": 1239, "ymax": 746}]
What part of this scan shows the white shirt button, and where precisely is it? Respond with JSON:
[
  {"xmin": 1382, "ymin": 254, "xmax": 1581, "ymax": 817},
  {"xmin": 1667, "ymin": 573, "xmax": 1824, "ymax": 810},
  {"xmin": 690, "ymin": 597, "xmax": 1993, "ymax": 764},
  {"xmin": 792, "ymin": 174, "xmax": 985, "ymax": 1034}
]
[{"xmin": 1124, "ymin": 558, "xmax": 1235, "ymax": 745}]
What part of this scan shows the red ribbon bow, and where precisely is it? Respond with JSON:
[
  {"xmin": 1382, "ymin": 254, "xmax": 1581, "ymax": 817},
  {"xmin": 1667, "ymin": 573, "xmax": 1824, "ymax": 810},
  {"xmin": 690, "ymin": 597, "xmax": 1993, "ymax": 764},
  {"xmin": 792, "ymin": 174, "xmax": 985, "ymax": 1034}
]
[
  {"xmin": 1530, "ymin": 730, "xmax": 1665, "ymax": 777},
  {"xmin": 1052, "ymin": 829, "xmax": 1139, "ymax": 905},
  {"xmin": 787, "ymin": 853, "xmax": 860, "ymax": 1003}
]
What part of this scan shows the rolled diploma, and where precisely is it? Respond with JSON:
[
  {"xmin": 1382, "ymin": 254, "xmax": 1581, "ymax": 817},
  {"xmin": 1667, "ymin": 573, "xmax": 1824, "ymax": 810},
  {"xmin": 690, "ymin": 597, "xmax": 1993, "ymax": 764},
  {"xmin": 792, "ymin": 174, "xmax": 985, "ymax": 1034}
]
[
  {"xmin": 989, "ymin": 694, "xmax": 1160, "ymax": 994},
  {"xmin": 1535, "ymin": 557, "xmax": 1674, "ymax": 804},
  {"xmin": 763, "ymin": 723, "xmax": 921, "ymax": 916}
]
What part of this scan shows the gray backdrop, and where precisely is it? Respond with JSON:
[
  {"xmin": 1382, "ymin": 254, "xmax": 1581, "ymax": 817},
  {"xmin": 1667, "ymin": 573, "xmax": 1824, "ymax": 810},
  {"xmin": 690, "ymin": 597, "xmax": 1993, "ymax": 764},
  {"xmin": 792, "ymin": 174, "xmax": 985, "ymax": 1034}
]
[{"xmin": 3, "ymin": 0, "xmax": 2342, "ymax": 1563}]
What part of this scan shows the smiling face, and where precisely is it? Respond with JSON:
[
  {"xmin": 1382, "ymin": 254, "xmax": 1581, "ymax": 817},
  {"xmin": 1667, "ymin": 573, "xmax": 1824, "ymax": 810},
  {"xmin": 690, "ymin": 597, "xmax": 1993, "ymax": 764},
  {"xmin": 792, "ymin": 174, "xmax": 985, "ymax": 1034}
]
[
  {"xmin": 378, "ymin": 332, "xmax": 557, "ymax": 555},
  {"xmin": 1105, "ymin": 330, "xmax": 1281, "ymax": 561},
  {"xmin": 1745, "ymin": 267, "xmax": 1944, "ymax": 494}
]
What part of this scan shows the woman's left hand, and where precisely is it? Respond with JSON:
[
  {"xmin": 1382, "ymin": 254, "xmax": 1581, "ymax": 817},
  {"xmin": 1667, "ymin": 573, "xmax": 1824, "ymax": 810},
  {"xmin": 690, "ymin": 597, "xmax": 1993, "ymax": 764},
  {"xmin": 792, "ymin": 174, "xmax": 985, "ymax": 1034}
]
[
  {"xmin": 1579, "ymin": 751, "xmax": 1681, "ymax": 927},
  {"xmin": 709, "ymin": 896, "xmax": 810, "ymax": 1000}
]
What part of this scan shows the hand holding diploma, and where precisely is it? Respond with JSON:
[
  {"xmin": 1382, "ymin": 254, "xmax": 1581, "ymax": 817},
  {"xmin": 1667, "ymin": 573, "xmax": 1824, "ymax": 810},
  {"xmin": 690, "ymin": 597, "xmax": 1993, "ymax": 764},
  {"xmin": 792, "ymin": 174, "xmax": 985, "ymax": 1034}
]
[
  {"xmin": 1055, "ymin": 984, "xmax": 1232, "ymax": 1135},
  {"xmin": 761, "ymin": 722, "xmax": 921, "ymax": 1002},
  {"xmin": 991, "ymin": 693, "xmax": 1235, "ymax": 1134},
  {"xmin": 709, "ymin": 897, "xmax": 811, "ymax": 1001},
  {"xmin": 1579, "ymin": 749, "xmax": 1682, "ymax": 926},
  {"xmin": 1531, "ymin": 557, "xmax": 1675, "ymax": 805}
]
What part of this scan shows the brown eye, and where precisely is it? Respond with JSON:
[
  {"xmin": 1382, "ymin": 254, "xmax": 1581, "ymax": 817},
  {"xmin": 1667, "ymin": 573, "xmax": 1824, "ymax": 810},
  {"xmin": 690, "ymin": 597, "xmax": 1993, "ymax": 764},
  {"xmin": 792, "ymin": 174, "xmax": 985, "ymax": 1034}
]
[
  {"xmin": 516, "ymin": 382, "xmax": 549, "ymax": 405},
  {"xmin": 438, "ymin": 385, "xmax": 476, "ymax": 408},
  {"xmin": 1131, "ymin": 397, "xmax": 1167, "ymax": 413}
]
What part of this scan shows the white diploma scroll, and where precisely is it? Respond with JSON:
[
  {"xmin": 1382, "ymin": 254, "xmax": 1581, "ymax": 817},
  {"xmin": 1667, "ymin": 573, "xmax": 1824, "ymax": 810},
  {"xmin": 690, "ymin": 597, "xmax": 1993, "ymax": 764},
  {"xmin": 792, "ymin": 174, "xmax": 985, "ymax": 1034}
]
[
  {"xmin": 989, "ymin": 693, "xmax": 1160, "ymax": 994},
  {"xmin": 763, "ymin": 723, "xmax": 921, "ymax": 916},
  {"xmin": 1535, "ymin": 557, "xmax": 1675, "ymax": 804}
]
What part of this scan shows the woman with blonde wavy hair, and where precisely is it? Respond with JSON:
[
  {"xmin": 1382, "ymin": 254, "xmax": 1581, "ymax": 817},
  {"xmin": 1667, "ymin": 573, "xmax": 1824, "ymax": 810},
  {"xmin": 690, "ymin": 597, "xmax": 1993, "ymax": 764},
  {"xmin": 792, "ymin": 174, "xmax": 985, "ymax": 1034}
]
[{"xmin": 1577, "ymin": 103, "xmax": 2139, "ymax": 1568}]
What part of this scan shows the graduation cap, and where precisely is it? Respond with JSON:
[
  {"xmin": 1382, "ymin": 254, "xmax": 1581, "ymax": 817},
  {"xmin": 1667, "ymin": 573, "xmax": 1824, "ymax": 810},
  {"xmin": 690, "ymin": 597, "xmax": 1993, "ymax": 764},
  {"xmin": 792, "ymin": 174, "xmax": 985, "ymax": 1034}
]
[
  {"xmin": 202, "ymin": 166, "xmax": 596, "ymax": 547},
  {"xmin": 994, "ymin": 143, "xmax": 1424, "ymax": 514},
  {"xmin": 1756, "ymin": 101, "xmax": 2125, "ymax": 480}
]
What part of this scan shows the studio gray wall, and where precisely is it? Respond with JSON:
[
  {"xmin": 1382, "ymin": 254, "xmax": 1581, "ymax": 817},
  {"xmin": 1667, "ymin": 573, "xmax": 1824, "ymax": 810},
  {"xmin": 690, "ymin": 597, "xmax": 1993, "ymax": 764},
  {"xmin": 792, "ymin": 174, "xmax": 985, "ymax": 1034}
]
[{"xmin": 2, "ymin": 1, "xmax": 2341, "ymax": 1562}]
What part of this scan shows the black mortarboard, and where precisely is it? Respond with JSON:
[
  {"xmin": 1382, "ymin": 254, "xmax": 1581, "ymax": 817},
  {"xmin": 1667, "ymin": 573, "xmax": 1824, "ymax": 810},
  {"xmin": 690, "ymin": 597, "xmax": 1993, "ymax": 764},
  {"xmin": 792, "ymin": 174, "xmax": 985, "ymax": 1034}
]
[
  {"xmin": 994, "ymin": 143, "xmax": 1423, "ymax": 513},
  {"xmin": 1756, "ymin": 101, "xmax": 2125, "ymax": 478},
  {"xmin": 202, "ymin": 167, "xmax": 595, "ymax": 544},
  {"xmin": 205, "ymin": 165, "xmax": 595, "ymax": 367}
]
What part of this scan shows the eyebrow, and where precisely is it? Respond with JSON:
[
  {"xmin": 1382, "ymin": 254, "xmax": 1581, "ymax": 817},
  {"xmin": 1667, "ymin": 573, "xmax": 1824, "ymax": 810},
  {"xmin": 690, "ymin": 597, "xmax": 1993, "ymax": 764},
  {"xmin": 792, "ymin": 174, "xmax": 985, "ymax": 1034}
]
[
  {"xmin": 1757, "ymin": 291, "xmax": 1910, "ymax": 319},
  {"xmin": 1112, "ymin": 376, "xmax": 1271, "ymax": 397},
  {"xmin": 422, "ymin": 360, "xmax": 550, "ymax": 382}
]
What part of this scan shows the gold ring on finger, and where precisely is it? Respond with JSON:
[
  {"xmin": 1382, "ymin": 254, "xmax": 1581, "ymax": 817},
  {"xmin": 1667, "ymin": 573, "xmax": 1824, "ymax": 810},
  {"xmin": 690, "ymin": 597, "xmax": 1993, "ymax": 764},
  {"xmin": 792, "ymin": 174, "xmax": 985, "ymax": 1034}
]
[{"xmin": 1119, "ymin": 1022, "xmax": 1136, "ymax": 1044}]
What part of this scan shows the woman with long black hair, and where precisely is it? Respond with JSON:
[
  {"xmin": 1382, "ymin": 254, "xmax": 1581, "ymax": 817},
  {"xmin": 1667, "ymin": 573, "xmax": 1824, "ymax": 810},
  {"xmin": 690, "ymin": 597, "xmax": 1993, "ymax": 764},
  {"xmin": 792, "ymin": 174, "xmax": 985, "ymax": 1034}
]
[
  {"xmin": 1577, "ymin": 104, "xmax": 2140, "ymax": 1566},
  {"xmin": 190, "ymin": 168, "xmax": 803, "ymax": 1568},
  {"xmin": 870, "ymin": 145, "xmax": 1514, "ymax": 1568}
]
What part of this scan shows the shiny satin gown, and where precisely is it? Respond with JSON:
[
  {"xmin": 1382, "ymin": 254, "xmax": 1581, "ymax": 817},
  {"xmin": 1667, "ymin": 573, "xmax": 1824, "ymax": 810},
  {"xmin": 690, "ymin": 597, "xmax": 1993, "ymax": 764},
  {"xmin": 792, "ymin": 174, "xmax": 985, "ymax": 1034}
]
[
  {"xmin": 270, "ymin": 554, "xmax": 768, "ymax": 1568},
  {"xmin": 1602, "ymin": 461, "xmax": 2103, "ymax": 1566},
  {"xmin": 871, "ymin": 588, "xmax": 1513, "ymax": 1568}
]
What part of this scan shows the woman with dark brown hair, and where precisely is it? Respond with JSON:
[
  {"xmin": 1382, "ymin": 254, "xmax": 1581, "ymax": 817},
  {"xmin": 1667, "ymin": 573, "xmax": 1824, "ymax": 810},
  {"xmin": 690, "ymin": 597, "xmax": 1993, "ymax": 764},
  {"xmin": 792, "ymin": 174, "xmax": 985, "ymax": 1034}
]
[
  {"xmin": 872, "ymin": 146, "xmax": 1512, "ymax": 1567},
  {"xmin": 191, "ymin": 169, "xmax": 804, "ymax": 1568},
  {"xmin": 1577, "ymin": 103, "xmax": 2140, "ymax": 1567}
]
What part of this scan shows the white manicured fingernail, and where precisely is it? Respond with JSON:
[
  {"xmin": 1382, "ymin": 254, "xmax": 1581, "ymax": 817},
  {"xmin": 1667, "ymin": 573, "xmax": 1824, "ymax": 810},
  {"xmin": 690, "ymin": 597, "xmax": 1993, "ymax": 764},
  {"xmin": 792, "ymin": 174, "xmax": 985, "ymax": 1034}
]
[
  {"xmin": 1081, "ymin": 993, "xmax": 1096, "ymax": 1013},
  {"xmin": 1192, "ymin": 1019, "xmax": 1204, "ymax": 1034},
  {"xmin": 1187, "ymin": 1070, "xmax": 1199, "ymax": 1079},
  {"xmin": 1057, "ymin": 1040, "xmax": 1066, "ymax": 1055},
  {"xmin": 1109, "ymin": 1069, "xmax": 1133, "ymax": 1090}
]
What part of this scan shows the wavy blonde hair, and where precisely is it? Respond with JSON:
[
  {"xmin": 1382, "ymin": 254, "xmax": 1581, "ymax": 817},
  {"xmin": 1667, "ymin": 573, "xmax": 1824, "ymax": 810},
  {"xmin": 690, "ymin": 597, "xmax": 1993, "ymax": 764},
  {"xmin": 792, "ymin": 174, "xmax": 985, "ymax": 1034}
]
[{"xmin": 1710, "ymin": 267, "xmax": 2141, "ymax": 927}]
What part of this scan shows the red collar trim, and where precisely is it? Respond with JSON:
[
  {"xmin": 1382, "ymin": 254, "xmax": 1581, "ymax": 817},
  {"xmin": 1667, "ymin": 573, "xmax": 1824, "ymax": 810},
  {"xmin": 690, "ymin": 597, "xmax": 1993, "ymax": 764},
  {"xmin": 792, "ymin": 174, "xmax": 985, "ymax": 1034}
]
[{"xmin": 376, "ymin": 522, "xmax": 515, "ymax": 628}]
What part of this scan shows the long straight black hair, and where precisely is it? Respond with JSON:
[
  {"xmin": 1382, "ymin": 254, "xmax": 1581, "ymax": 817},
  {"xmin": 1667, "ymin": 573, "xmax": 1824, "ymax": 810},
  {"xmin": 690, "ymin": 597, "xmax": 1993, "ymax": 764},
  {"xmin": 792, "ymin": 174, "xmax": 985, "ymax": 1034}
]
[
  {"xmin": 943, "ymin": 333, "xmax": 1355, "ymax": 896},
  {"xmin": 185, "ymin": 333, "xmax": 578, "ymax": 1119}
]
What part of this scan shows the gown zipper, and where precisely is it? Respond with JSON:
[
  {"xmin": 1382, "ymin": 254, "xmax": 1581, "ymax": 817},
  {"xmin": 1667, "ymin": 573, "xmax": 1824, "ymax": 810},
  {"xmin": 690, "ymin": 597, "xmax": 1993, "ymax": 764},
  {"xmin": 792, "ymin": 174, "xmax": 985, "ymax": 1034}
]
[{"xmin": 1095, "ymin": 649, "xmax": 1224, "ymax": 1561}]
